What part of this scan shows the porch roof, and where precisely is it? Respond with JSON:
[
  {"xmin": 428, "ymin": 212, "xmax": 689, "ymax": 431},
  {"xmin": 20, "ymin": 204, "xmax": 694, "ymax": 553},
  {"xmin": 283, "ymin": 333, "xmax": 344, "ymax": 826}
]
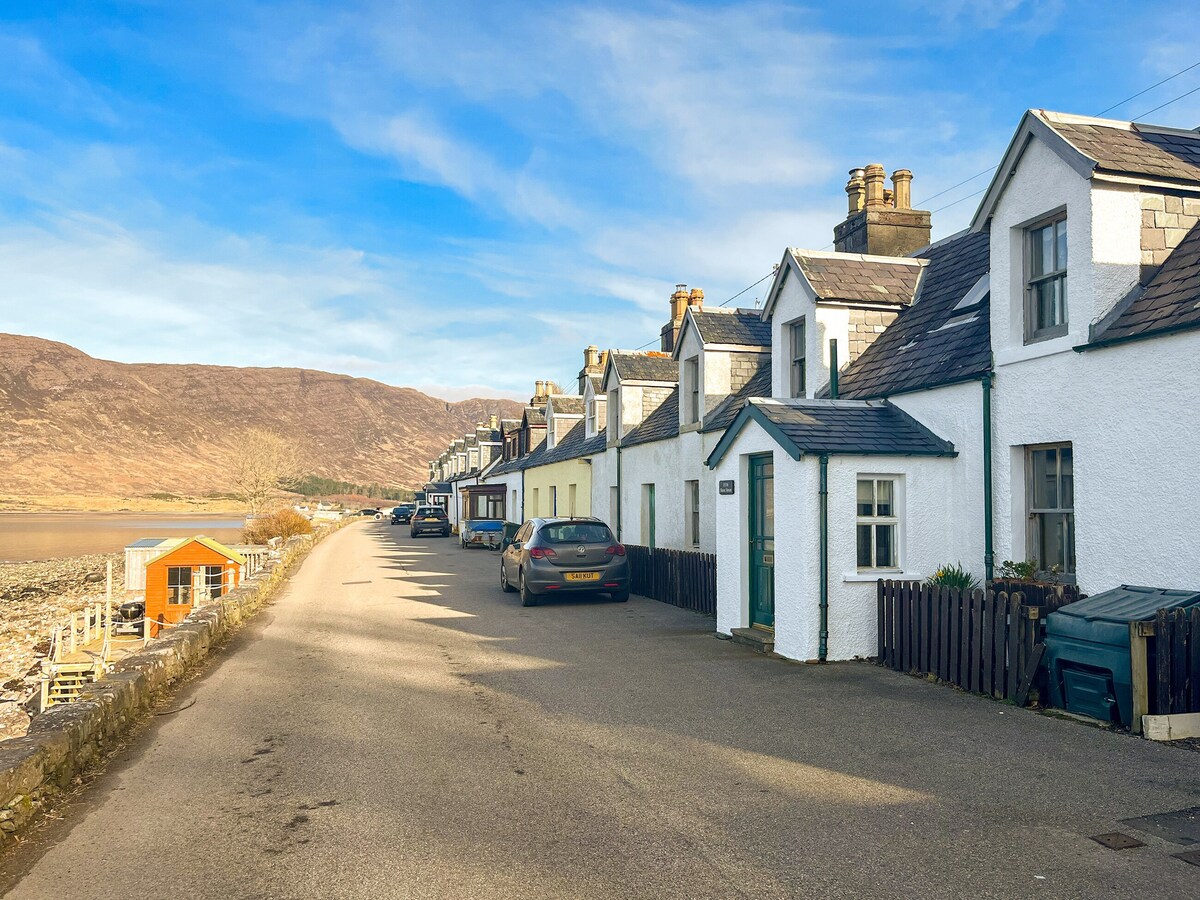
[{"xmin": 706, "ymin": 398, "xmax": 956, "ymax": 468}]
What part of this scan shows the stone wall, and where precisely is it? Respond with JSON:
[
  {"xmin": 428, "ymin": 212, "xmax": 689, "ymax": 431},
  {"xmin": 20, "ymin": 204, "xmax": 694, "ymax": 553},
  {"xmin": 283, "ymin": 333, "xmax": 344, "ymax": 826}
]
[
  {"xmin": 1141, "ymin": 192, "xmax": 1200, "ymax": 283},
  {"xmin": 728, "ymin": 352, "xmax": 768, "ymax": 393},
  {"xmin": 847, "ymin": 308, "xmax": 900, "ymax": 361},
  {"xmin": 0, "ymin": 522, "xmax": 341, "ymax": 843},
  {"xmin": 641, "ymin": 385, "xmax": 674, "ymax": 419}
]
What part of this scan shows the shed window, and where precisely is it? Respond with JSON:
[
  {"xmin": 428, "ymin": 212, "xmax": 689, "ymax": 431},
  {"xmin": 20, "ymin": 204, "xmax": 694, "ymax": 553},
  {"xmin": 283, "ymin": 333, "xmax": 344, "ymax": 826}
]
[
  {"xmin": 167, "ymin": 566, "xmax": 193, "ymax": 605},
  {"xmin": 1025, "ymin": 214, "xmax": 1068, "ymax": 342},
  {"xmin": 856, "ymin": 478, "xmax": 898, "ymax": 569},
  {"xmin": 202, "ymin": 565, "xmax": 225, "ymax": 599}
]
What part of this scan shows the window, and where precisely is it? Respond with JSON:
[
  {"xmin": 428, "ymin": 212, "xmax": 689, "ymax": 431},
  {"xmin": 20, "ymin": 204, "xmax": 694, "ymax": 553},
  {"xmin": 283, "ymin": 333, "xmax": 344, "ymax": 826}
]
[
  {"xmin": 684, "ymin": 357, "xmax": 700, "ymax": 424},
  {"xmin": 530, "ymin": 488, "xmax": 539, "ymax": 516},
  {"xmin": 607, "ymin": 389, "xmax": 619, "ymax": 436},
  {"xmin": 202, "ymin": 565, "xmax": 225, "ymax": 600},
  {"xmin": 1025, "ymin": 214, "xmax": 1068, "ymax": 342},
  {"xmin": 510, "ymin": 489, "xmax": 517, "ymax": 517},
  {"xmin": 485, "ymin": 493, "xmax": 505, "ymax": 519},
  {"xmin": 685, "ymin": 480, "xmax": 700, "ymax": 547},
  {"xmin": 568, "ymin": 483, "xmax": 577, "ymax": 517},
  {"xmin": 587, "ymin": 399, "xmax": 597, "ymax": 435},
  {"xmin": 788, "ymin": 318, "xmax": 806, "ymax": 397},
  {"xmin": 1027, "ymin": 444, "xmax": 1075, "ymax": 579},
  {"xmin": 856, "ymin": 478, "xmax": 898, "ymax": 569},
  {"xmin": 550, "ymin": 486, "xmax": 558, "ymax": 516},
  {"xmin": 543, "ymin": 522, "xmax": 613, "ymax": 544},
  {"xmin": 167, "ymin": 566, "xmax": 193, "ymax": 605}
]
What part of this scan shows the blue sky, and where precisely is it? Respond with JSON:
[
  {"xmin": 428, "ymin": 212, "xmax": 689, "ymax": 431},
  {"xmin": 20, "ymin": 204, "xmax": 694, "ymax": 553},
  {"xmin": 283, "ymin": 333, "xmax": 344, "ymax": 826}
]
[{"xmin": 1, "ymin": 1, "xmax": 1197, "ymax": 400}]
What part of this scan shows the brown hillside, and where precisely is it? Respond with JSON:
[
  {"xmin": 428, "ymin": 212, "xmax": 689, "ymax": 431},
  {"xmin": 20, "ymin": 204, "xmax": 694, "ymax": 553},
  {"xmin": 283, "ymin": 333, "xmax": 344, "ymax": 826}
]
[{"xmin": 0, "ymin": 334, "xmax": 523, "ymax": 497}]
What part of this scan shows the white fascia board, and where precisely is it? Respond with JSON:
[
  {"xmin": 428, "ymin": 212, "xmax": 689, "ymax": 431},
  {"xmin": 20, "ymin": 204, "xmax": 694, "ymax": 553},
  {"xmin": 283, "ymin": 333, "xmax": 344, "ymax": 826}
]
[
  {"xmin": 759, "ymin": 249, "xmax": 800, "ymax": 318},
  {"xmin": 970, "ymin": 110, "xmax": 1097, "ymax": 231},
  {"xmin": 703, "ymin": 343, "xmax": 770, "ymax": 353}
]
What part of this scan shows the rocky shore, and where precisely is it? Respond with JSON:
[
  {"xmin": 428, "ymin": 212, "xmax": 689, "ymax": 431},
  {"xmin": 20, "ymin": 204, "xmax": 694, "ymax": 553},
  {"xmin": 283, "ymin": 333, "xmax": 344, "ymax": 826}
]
[{"xmin": 0, "ymin": 554, "xmax": 125, "ymax": 739}]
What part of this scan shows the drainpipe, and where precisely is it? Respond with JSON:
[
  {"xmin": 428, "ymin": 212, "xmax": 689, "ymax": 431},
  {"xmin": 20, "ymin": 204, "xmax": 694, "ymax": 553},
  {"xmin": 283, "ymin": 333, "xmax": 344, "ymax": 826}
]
[
  {"xmin": 819, "ymin": 453, "xmax": 829, "ymax": 662},
  {"xmin": 520, "ymin": 468, "xmax": 526, "ymax": 521},
  {"xmin": 828, "ymin": 339, "xmax": 839, "ymax": 399},
  {"xmin": 615, "ymin": 446, "xmax": 623, "ymax": 541},
  {"xmin": 982, "ymin": 373, "xmax": 995, "ymax": 582}
]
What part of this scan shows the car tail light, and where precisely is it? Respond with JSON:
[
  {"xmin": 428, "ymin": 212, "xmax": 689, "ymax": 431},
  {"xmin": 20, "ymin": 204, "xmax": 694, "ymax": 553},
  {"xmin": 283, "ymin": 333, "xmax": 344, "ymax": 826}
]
[
  {"xmin": 529, "ymin": 547, "xmax": 557, "ymax": 559},
  {"xmin": 606, "ymin": 544, "xmax": 626, "ymax": 556}
]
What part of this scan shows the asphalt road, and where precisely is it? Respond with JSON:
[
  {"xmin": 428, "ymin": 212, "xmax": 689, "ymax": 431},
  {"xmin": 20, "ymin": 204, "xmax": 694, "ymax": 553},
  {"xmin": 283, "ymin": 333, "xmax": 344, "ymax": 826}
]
[{"xmin": 4, "ymin": 521, "xmax": 1198, "ymax": 899}]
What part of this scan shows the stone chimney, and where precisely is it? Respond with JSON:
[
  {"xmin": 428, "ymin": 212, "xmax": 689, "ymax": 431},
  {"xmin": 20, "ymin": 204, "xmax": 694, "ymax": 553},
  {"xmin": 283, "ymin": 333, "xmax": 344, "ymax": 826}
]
[
  {"xmin": 489, "ymin": 414, "xmax": 499, "ymax": 429},
  {"xmin": 577, "ymin": 344, "xmax": 604, "ymax": 393},
  {"xmin": 661, "ymin": 283, "xmax": 696, "ymax": 352},
  {"xmin": 833, "ymin": 165, "xmax": 931, "ymax": 257},
  {"xmin": 688, "ymin": 288, "xmax": 704, "ymax": 311},
  {"xmin": 533, "ymin": 380, "xmax": 548, "ymax": 405}
]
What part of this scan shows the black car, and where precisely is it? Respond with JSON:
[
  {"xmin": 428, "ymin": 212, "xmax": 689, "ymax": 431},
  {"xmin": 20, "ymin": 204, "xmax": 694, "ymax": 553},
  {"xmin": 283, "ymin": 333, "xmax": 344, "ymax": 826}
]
[
  {"xmin": 410, "ymin": 505, "xmax": 451, "ymax": 538},
  {"xmin": 391, "ymin": 504, "xmax": 416, "ymax": 524},
  {"xmin": 500, "ymin": 517, "xmax": 629, "ymax": 606}
]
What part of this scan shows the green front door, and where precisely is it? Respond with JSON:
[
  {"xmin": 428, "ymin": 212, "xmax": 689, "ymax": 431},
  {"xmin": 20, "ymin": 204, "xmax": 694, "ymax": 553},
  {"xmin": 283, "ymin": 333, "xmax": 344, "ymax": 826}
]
[{"xmin": 748, "ymin": 455, "xmax": 775, "ymax": 628}]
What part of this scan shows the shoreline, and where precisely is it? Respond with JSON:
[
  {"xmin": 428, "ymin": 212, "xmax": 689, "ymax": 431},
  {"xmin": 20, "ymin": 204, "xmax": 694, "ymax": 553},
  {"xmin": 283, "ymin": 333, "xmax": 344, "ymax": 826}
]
[{"xmin": 0, "ymin": 495, "xmax": 245, "ymax": 515}]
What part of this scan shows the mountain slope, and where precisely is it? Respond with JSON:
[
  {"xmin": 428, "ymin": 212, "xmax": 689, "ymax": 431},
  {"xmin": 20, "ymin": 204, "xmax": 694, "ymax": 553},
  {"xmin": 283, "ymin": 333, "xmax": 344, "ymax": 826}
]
[{"xmin": 0, "ymin": 333, "xmax": 523, "ymax": 497}]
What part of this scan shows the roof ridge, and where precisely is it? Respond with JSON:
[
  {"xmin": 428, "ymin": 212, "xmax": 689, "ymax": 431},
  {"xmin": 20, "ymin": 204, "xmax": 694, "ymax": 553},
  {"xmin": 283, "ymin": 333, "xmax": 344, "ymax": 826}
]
[{"xmin": 790, "ymin": 248, "xmax": 927, "ymax": 267}]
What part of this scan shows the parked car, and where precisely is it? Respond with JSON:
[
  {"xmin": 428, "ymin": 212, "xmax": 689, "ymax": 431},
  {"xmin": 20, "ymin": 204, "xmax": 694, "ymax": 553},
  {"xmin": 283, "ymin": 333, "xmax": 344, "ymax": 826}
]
[
  {"xmin": 391, "ymin": 504, "xmax": 416, "ymax": 524},
  {"xmin": 500, "ymin": 517, "xmax": 629, "ymax": 606},
  {"xmin": 410, "ymin": 505, "xmax": 451, "ymax": 538},
  {"xmin": 355, "ymin": 508, "xmax": 383, "ymax": 519}
]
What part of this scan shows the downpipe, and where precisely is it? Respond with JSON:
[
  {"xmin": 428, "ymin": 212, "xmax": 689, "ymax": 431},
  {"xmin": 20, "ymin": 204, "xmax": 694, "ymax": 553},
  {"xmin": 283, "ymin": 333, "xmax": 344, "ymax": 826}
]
[
  {"xmin": 615, "ymin": 446, "xmax": 623, "ymax": 541},
  {"xmin": 819, "ymin": 453, "xmax": 829, "ymax": 662},
  {"xmin": 982, "ymin": 373, "xmax": 995, "ymax": 582}
]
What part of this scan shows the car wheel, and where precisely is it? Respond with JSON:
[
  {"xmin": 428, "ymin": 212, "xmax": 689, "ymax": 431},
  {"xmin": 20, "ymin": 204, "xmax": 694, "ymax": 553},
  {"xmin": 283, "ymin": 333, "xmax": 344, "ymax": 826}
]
[
  {"xmin": 519, "ymin": 570, "xmax": 537, "ymax": 607},
  {"xmin": 611, "ymin": 590, "xmax": 630, "ymax": 603},
  {"xmin": 500, "ymin": 563, "xmax": 516, "ymax": 593}
]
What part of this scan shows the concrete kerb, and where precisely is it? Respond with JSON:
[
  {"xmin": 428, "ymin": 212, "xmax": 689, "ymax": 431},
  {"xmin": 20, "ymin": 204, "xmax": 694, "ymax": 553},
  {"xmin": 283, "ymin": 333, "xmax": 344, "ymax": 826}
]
[{"xmin": 0, "ymin": 521, "xmax": 343, "ymax": 840}]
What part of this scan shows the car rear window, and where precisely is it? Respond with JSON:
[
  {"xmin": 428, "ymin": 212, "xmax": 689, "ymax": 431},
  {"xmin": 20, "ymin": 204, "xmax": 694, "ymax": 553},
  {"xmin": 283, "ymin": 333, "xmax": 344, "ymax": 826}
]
[
  {"xmin": 541, "ymin": 522, "xmax": 613, "ymax": 544},
  {"xmin": 420, "ymin": 508, "xmax": 447, "ymax": 518}
]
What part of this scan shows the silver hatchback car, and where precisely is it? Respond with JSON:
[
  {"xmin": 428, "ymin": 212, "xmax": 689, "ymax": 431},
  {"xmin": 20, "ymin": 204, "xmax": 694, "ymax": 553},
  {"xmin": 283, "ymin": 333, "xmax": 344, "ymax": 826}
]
[{"xmin": 500, "ymin": 517, "xmax": 630, "ymax": 607}]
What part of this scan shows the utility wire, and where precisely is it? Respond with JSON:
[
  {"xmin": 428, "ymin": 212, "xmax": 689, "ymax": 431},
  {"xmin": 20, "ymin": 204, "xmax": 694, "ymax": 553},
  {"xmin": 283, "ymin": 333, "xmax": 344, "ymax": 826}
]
[
  {"xmin": 1132, "ymin": 82, "xmax": 1200, "ymax": 119},
  {"xmin": 1096, "ymin": 60, "xmax": 1200, "ymax": 116}
]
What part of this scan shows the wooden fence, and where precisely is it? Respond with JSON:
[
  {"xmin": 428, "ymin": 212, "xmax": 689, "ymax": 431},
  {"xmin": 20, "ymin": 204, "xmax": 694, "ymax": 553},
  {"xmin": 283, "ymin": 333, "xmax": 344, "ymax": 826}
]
[
  {"xmin": 625, "ymin": 545, "xmax": 716, "ymax": 616},
  {"xmin": 1151, "ymin": 606, "xmax": 1200, "ymax": 714},
  {"xmin": 876, "ymin": 581, "xmax": 1077, "ymax": 705}
]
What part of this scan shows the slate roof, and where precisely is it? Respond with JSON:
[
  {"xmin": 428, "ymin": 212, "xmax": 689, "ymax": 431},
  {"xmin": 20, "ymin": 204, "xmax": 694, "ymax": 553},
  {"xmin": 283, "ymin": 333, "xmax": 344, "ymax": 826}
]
[
  {"xmin": 792, "ymin": 252, "xmax": 925, "ymax": 306},
  {"xmin": 700, "ymin": 358, "xmax": 772, "ymax": 433},
  {"xmin": 708, "ymin": 398, "xmax": 955, "ymax": 467},
  {"xmin": 622, "ymin": 389, "xmax": 679, "ymax": 448},
  {"xmin": 523, "ymin": 407, "xmax": 546, "ymax": 426},
  {"xmin": 485, "ymin": 421, "xmax": 605, "ymax": 474},
  {"xmin": 548, "ymin": 396, "xmax": 584, "ymax": 415},
  {"xmin": 690, "ymin": 309, "xmax": 772, "ymax": 346},
  {"xmin": 1045, "ymin": 115, "xmax": 1200, "ymax": 184},
  {"xmin": 834, "ymin": 230, "xmax": 991, "ymax": 400},
  {"xmin": 609, "ymin": 351, "xmax": 679, "ymax": 383},
  {"xmin": 1087, "ymin": 220, "xmax": 1200, "ymax": 347}
]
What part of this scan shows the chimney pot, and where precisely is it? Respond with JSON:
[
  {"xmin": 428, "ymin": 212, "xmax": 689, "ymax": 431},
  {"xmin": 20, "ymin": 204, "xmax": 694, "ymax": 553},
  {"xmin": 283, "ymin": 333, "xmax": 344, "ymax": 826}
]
[
  {"xmin": 892, "ymin": 169, "xmax": 913, "ymax": 210},
  {"xmin": 584, "ymin": 344, "xmax": 599, "ymax": 369},
  {"xmin": 670, "ymin": 284, "xmax": 690, "ymax": 322},
  {"xmin": 688, "ymin": 288, "xmax": 704, "ymax": 310},
  {"xmin": 846, "ymin": 167, "xmax": 867, "ymax": 213},
  {"xmin": 863, "ymin": 163, "xmax": 887, "ymax": 208}
]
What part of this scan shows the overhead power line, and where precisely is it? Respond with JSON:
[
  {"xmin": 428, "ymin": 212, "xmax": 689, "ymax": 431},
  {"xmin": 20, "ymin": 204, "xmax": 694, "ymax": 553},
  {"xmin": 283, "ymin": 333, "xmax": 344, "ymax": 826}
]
[
  {"xmin": 1096, "ymin": 60, "xmax": 1200, "ymax": 116},
  {"xmin": 1133, "ymin": 82, "xmax": 1200, "ymax": 120}
]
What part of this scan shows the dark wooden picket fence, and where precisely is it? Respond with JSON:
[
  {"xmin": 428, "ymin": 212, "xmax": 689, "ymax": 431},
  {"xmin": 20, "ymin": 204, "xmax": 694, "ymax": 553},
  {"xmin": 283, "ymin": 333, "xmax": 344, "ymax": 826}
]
[
  {"xmin": 877, "ymin": 581, "xmax": 1077, "ymax": 705},
  {"xmin": 625, "ymin": 545, "xmax": 716, "ymax": 616},
  {"xmin": 1152, "ymin": 606, "xmax": 1200, "ymax": 714}
]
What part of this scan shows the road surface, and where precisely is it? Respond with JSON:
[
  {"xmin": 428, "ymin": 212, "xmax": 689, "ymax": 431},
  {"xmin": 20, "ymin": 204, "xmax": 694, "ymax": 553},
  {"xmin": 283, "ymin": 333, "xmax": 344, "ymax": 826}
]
[{"xmin": 4, "ymin": 521, "xmax": 1198, "ymax": 898}]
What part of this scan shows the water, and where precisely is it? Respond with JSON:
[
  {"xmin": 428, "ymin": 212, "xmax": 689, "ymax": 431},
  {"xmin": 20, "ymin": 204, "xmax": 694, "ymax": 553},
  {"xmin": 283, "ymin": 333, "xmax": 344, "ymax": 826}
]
[{"xmin": 0, "ymin": 512, "xmax": 247, "ymax": 562}]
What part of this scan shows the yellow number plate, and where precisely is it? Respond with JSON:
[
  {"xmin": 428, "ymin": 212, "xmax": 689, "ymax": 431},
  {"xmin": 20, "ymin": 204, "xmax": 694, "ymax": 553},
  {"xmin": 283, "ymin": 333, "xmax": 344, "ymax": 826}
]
[
  {"xmin": 564, "ymin": 572, "xmax": 600, "ymax": 582},
  {"xmin": 424, "ymin": 517, "xmax": 439, "ymax": 521}
]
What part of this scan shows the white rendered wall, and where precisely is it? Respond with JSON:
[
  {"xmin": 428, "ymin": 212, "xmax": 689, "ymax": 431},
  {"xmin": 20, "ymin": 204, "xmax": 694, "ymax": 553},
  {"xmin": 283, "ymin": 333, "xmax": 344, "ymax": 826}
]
[
  {"xmin": 768, "ymin": 270, "xmax": 852, "ymax": 398},
  {"xmin": 988, "ymin": 133, "xmax": 1200, "ymax": 593}
]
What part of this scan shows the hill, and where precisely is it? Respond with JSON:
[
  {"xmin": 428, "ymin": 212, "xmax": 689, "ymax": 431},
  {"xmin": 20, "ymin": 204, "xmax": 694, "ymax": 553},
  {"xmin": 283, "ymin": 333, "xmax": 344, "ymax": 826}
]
[{"xmin": 0, "ymin": 333, "xmax": 523, "ymax": 502}]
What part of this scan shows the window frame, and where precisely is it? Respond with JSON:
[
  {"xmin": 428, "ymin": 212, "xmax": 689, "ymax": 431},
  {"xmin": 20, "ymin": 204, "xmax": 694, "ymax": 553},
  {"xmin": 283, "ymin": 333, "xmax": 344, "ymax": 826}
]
[
  {"xmin": 685, "ymin": 479, "xmax": 700, "ymax": 548},
  {"xmin": 1023, "ymin": 211, "xmax": 1069, "ymax": 344},
  {"xmin": 166, "ymin": 566, "xmax": 194, "ymax": 605},
  {"xmin": 855, "ymin": 477, "xmax": 900, "ymax": 571},
  {"xmin": 1025, "ymin": 443, "xmax": 1076, "ymax": 582},
  {"xmin": 606, "ymin": 388, "xmax": 619, "ymax": 436},
  {"xmin": 787, "ymin": 317, "xmax": 806, "ymax": 398},
  {"xmin": 683, "ymin": 356, "xmax": 700, "ymax": 424}
]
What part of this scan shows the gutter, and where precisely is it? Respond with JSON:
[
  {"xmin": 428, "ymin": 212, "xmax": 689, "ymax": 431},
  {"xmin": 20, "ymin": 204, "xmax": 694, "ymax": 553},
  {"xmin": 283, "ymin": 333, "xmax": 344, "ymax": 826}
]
[{"xmin": 1074, "ymin": 318, "xmax": 1200, "ymax": 353}]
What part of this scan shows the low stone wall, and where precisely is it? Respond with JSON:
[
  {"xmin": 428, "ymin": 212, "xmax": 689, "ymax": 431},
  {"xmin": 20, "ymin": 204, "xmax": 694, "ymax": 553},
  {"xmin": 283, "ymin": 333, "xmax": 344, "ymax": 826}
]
[{"xmin": 0, "ymin": 522, "xmax": 343, "ymax": 841}]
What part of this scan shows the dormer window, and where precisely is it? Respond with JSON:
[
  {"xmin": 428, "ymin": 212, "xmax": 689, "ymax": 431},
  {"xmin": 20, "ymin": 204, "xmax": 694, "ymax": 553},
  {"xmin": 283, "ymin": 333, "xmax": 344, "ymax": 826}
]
[
  {"xmin": 684, "ymin": 357, "xmax": 700, "ymax": 424},
  {"xmin": 1025, "ymin": 213, "xmax": 1067, "ymax": 342},
  {"xmin": 788, "ymin": 317, "xmax": 806, "ymax": 397},
  {"xmin": 607, "ymin": 389, "xmax": 619, "ymax": 436}
]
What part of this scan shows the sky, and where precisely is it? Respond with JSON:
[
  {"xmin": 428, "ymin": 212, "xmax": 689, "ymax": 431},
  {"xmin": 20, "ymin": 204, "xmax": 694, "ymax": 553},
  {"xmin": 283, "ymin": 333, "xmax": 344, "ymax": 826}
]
[{"xmin": 1, "ymin": 1, "xmax": 1198, "ymax": 401}]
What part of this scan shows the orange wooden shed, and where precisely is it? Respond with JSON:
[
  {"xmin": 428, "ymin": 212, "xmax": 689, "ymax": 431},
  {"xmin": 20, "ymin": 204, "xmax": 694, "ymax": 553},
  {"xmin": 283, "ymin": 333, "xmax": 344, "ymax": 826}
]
[{"xmin": 143, "ymin": 536, "xmax": 246, "ymax": 636}]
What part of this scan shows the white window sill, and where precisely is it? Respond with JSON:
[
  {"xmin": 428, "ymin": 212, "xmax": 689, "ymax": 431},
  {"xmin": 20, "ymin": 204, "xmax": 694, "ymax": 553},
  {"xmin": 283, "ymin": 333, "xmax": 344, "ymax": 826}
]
[
  {"xmin": 994, "ymin": 336, "xmax": 1077, "ymax": 368},
  {"xmin": 842, "ymin": 570, "xmax": 922, "ymax": 583}
]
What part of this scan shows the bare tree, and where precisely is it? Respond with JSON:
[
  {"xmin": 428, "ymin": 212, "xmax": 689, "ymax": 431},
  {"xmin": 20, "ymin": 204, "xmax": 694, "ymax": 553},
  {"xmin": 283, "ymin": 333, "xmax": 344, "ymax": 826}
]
[{"xmin": 229, "ymin": 429, "xmax": 304, "ymax": 514}]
